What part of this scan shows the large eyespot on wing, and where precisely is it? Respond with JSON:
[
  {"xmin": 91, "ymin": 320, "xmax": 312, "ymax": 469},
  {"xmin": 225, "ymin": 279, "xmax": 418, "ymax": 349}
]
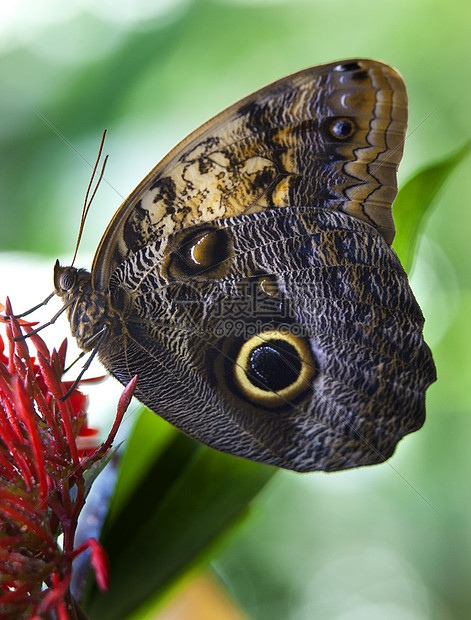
[
  {"xmin": 91, "ymin": 59, "xmax": 407, "ymax": 290},
  {"xmin": 233, "ymin": 330, "xmax": 317, "ymax": 408}
]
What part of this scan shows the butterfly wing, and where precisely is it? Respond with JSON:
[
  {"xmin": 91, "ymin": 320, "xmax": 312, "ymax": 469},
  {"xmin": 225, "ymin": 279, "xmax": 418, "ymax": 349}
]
[
  {"xmin": 102, "ymin": 207, "xmax": 435, "ymax": 472},
  {"xmin": 92, "ymin": 59, "xmax": 407, "ymax": 289},
  {"xmin": 87, "ymin": 58, "xmax": 436, "ymax": 472}
]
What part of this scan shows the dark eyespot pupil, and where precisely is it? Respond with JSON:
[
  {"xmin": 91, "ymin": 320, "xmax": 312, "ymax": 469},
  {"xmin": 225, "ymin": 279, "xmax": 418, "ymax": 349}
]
[
  {"xmin": 186, "ymin": 231, "xmax": 217, "ymax": 267},
  {"xmin": 334, "ymin": 61, "xmax": 361, "ymax": 72},
  {"xmin": 247, "ymin": 340, "xmax": 301, "ymax": 391},
  {"xmin": 330, "ymin": 118, "xmax": 354, "ymax": 138},
  {"xmin": 178, "ymin": 228, "xmax": 230, "ymax": 274},
  {"xmin": 164, "ymin": 226, "xmax": 232, "ymax": 280},
  {"xmin": 258, "ymin": 275, "xmax": 279, "ymax": 298}
]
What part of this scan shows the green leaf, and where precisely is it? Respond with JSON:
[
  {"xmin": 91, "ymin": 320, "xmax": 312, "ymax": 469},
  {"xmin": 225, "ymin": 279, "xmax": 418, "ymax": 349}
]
[
  {"xmin": 84, "ymin": 409, "xmax": 275, "ymax": 620},
  {"xmin": 393, "ymin": 141, "xmax": 471, "ymax": 272}
]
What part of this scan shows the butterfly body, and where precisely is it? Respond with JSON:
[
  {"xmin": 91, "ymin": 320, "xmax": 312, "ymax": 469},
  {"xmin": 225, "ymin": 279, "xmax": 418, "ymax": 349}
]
[{"xmin": 55, "ymin": 59, "xmax": 436, "ymax": 472}]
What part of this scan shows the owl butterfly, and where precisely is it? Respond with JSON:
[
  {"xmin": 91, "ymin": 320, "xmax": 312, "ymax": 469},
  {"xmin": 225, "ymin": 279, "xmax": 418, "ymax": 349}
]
[{"xmin": 53, "ymin": 59, "xmax": 436, "ymax": 473}]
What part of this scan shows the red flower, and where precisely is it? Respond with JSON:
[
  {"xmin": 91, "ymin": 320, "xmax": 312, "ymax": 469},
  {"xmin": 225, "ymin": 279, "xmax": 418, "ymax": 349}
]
[{"xmin": 0, "ymin": 299, "xmax": 136, "ymax": 619}]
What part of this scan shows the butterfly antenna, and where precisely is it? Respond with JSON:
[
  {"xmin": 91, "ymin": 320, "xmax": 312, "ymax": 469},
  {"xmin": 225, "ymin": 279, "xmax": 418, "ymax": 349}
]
[{"xmin": 71, "ymin": 130, "xmax": 109, "ymax": 267}]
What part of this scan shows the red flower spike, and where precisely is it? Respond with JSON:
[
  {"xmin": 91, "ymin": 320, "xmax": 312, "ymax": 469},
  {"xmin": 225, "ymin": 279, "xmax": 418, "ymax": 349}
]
[
  {"xmin": 0, "ymin": 334, "xmax": 7, "ymax": 366},
  {"xmin": 24, "ymin": 325, "xmax": 51, "ymax": 360},
  {"xmin": 82, "ymin": 375, "xmax": 137, "ymax": 470},
  {"xmin": 35, "ymin": 350, "xmax": 81, "ymax": 468},
  {"xmin": 72, "ymin": 538, "xmax": 110, "ymax": 592},
  {"xmin": 37, "ymin": 572, "xmax": 71, "ymax": 616},
  {"xmin": 0, "ymin": 299, "xmax": 134, "ymax": 618},
  {"xmin": 0, "ymin": 490, "xmax": 53, "ymax": 545},
  {"xmin": 118, "ymin": 374, "xmax": 138, "ymax": 415},
  {"xmin": 57, "ymin": 339, "xmax": 68, "ymax": 372},
  {"xmin": 12, "ymin": 375, "xmax": 50, "ymax": 501}
]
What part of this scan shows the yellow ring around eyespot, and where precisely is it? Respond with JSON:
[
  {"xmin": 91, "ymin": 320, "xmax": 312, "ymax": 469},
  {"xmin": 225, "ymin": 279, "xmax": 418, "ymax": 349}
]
[{"xmin": 234, "ymin": 330, "xmax": 315, "ymax": 408}]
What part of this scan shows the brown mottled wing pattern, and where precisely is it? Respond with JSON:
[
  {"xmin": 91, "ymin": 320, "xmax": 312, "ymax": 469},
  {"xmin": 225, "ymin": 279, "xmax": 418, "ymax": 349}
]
[
  {"xmin": 63, "ymin": 58, "xmax": 437, "ymax": 472},
  {"xmin": 102, "ymin": 208, "xmax": 435, "ymax": 472},
  {"xmin": 91, "ymin": 59, "xmax": 407, "ymax": 289}
]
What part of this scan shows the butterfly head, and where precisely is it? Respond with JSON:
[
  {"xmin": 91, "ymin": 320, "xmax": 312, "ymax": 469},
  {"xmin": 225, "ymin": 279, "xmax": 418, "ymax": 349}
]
[
  {"xmin": 53, "ymin": 261, "xmax": 91, "ymax": 301},
  {"xmin": 53, "ymin": 260, "xmax": 108, "ymax": 352}
]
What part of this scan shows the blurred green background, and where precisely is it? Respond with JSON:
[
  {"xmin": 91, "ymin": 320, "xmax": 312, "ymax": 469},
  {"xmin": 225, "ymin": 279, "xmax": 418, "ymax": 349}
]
[{"xmin": 1, "ymin": 0, "xmax": 470, "ymax": 618}]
